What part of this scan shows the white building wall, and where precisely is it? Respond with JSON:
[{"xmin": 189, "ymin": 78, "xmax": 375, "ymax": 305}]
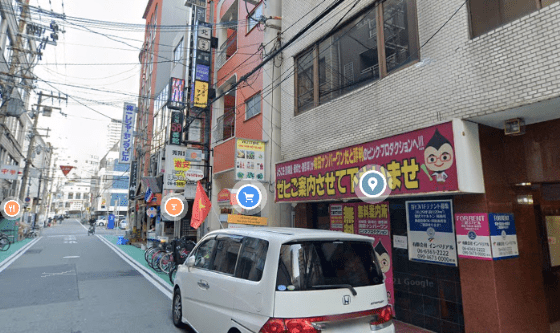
[{"xmin": 280, "ymin": 0, "xmax": 560, "ymax": 161}]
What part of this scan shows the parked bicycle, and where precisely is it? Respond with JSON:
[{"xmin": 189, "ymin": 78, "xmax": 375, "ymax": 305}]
[
  {"xmin": 159, "ymin": 238, "xmax": 196, "ymax": 274},
  {"xmin": 0, "ymin": 232, "xmax": 10, "ymax": 251},
  {"xmin": 24, "ymin": 227, "xmax": 40, "ymax": 239}
]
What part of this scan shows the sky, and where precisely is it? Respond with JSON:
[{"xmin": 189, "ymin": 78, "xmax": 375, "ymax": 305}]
[{"xmin": 31, "ymin": 0, "xmax": 147, "ymax": 160}]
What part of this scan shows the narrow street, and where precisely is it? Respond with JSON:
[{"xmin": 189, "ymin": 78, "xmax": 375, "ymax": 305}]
[{"xmin": 0, "ymin": 220, "xmax": 185, "ymax": 333}]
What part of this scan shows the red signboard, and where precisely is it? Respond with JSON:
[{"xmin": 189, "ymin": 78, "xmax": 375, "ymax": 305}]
[
  {"xmin": 329, "ymin": 201, "xmax": 394, "ymax": 314},
  {"xmin": 275, "ymin": 122, "xmax": 458, "ymax": 202},
  {"xmin": 60, "ymin": 165, "xmax": 74, "ymax": 177}
]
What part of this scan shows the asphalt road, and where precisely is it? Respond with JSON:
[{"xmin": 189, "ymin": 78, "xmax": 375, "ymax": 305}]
[{"xmin": 0, "ymin": 219, "xmax": 187, "ymax": 333}]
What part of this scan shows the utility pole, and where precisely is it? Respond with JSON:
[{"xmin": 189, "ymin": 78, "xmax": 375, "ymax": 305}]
[{"xmin": 19, "ymin": 92, "xmax": 67, "ymax": 200}]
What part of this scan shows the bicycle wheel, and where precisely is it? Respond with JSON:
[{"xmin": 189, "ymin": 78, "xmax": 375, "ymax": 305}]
[
  {"xmin": 169, "ymin": 266, "xmax": 177, "ymax": 285},
  {"xmin": 0, "ymin": 236, "xmax": 10, "ymax": 251},
  {"xmin": 145, "ymin": 246, "xmax": 158, "ymax": 262},
  {"xmin": 159, "ymin": 252, "xmax": 175, "ymax": 274},
  {"xmin": 149, "ymin": 250, "xmax": 164, "ymax": 269},
  {"xmin": 153, "ymin": 252, "xmax": 165, "ymax": 272}
]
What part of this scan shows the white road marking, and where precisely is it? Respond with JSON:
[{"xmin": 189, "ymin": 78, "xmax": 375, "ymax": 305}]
[
  {"xmin": 0, "ymin": 237, "xmax": 42, "ymax": 273},
  {"xmin": 63, "ymin": 256, "xmax": 80, "ymax": 259},
  {"xmin": 41, "ymin": 270, "xmax": 76, "ymax": 278},
  {"xmin": 96, "ymin": 235, "xmax": 173, "ymax": 299}
]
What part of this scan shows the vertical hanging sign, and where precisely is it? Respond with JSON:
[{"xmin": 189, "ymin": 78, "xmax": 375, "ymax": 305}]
[
  {"xmin": 169, "ymin": 111, "xmax": 184, "ymax": 145},
  {"xmin": 128, "ymin": 160, "xmax": 138, "ymax": 200},
  {"xmin": 119, "ymin": 103, "xmax": 137, "ymax": 164},
  {"xmin": 167, "ymin": 77, "xmax": 185, "ymax": 110},
  {"xmin": 190, "ymin": 21, "xmax": 212, "ymax": 110}
]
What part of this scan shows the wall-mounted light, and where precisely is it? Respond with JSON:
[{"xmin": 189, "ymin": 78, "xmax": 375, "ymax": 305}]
[
  {"xmin": 504, "ymin": 118, "xmax": 526, "ymax": 136},
  {"xmin": 517, "ymin": 194, "xmax": 534, "ymax": 205},
  {"xmin": 515, "ymin": 182, "xmax": 532, "ymax": 187}
]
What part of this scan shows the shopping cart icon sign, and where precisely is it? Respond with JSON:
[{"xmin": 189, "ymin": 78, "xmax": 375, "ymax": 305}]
[
  {"xmin": 237, "ymin": 184, "xmax": 262, "ymax": 210},
  {"xmin": 244, "ymin": 193, "xmax": 254, "ymax": 202}
]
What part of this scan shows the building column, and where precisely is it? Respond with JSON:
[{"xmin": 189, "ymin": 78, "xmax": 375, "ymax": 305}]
[{"xmin": 454, "ymin": 125, "xmax": 549, "ymax": 333}]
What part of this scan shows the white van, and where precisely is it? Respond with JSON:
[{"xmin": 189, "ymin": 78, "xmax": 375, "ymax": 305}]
[{"xmin": 172, "ymin": 227, "xmax": 394, "ymax": 333}]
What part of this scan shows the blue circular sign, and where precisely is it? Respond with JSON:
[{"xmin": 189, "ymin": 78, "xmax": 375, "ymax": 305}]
[
  {"xmin": 358, "ymin": 170, "xmax": 387, "ymax": 198},
  {"xmin": 237, "ymin": 184, "xmax": 262, "ymax": 210},
  {"xmin": 468, "ymin": 231, "xmax": 477, "ymax": 240},
  {"xmin": 146, "ymin": 207, "xmax": 157, "ymax": 218}
]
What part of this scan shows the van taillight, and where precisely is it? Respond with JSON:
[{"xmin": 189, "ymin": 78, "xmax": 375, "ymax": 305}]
[
  {"xmin": 370, "ymin": 305, "xmax": 393, "ymax": 326},
  {"xmin": 259, "ymin": 318, "xmax": 320, "ymax": 333},
  {"xmin": 259, "ymin": 306, "xmax": 393, "ymax": 333}
]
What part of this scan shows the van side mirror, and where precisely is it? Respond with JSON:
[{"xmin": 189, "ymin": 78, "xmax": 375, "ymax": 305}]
[{"xmin": 186, "ymin": 256, "xmax": 196, "ymax": 268}]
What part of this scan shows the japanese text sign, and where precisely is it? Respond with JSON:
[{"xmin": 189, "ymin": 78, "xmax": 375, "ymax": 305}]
[
  {"xmin": 169, "ymin": 111, "xmax": 184, "ymax": 145},
  {"xmin": 455, "ymin": 213, "xmax": 492, "ymax": 260},
  {"xmin": 236, "ymin": 139, "xmax": 265, "ymax": 181},
  {"xmin": 275, "ymin": 123, "xmax": 457, "ymax": 202},
  {"xmin": 0, "ymin": 164, "xmax": 18, "ymax": 180},
  {"xmin": 164, "ymin": 145, "xmax": 203, "ymax": 190},
  {"xmin": 329, "ymin": 202, "xmax": 394, "ymax": 314},
  {"xmin": 128, "ymin": 161, "xmax": 138, "ymax": 199},
  {"xmin": 406, "ymin": 199, "xmax": 458, "ymax": 266},
  {"xmin": 119, "ymin": 103, "xmax": 136, "ymax": 164},
  {"xmin": 192, "ymin": 81, "xmax": 209, "ymax": 109},
  {"xmin": 167, "ymin": 78, "xmax": 185, "ymax": 110},
  {"xmin": 489, "ymin": 213, "xmax": 519, "ymax": 260}
]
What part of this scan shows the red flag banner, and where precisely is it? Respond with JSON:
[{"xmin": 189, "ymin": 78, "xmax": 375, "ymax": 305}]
[
  {"xmin": 60, "ymin": 165, "xmax": 74, "ymax": 176},
  {"xmin": 191, "ymin": 182, "xmax": 211, "ymax": 229}
]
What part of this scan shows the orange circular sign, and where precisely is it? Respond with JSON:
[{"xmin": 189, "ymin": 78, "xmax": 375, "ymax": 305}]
[
  {"xmin": 4, "ymin": 200, "xmax": 20, "ymax": 218},
  {"xmin": 164, "ymin": 197, "xmax": 184, "ymax": 217}
]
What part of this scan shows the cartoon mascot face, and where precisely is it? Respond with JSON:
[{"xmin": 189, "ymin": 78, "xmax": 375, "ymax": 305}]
[{"xmin": 424, "ymin": 129, "xmax": 454, "ymax": 175}]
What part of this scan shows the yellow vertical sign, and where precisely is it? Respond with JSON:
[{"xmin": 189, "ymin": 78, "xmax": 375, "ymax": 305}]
[{"xmin": 193, "ymin": 81, "xmax": 209, "ymax": 108}]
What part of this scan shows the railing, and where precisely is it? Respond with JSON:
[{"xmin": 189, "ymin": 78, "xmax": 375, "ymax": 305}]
[{"xmin": 215, "ymin": 30, "xmax": 238, "ymax": 70}]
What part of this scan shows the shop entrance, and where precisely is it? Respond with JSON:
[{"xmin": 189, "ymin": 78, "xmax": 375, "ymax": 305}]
[
  {"xmin": 532, "ymin": 184, "xmax": 560, "ymax": 327},
  {"xmin": 389, "ymin": 199, "xmax": 465, "ymax": 333}
]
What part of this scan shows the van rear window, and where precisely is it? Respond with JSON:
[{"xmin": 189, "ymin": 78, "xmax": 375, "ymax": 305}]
[{"xmin": 276, "ymin": 241, "xmax": 383, "ymax": 291}]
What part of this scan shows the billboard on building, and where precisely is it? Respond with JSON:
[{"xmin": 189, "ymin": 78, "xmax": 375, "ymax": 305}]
[
  {"xmin": 235, "ymin": 139, "xmax": 265, "ymax": 181},
  {"xmin": 167, "ymin": 78, "xmax": 185, "ymax": 110},
  {"xmin": 119, "ymin": 103, "xmax": 137, "ymax": 164},
  {"xmin": 163, "ymin": 145, "xmax": 203, "ymax": 190}
]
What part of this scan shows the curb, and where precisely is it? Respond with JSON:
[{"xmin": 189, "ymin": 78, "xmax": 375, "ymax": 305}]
[{"xmin": 97, "ymin": 234, "xmax": 173, "ymax": 299}]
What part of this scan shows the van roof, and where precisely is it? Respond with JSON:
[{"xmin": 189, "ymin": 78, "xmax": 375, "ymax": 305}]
[{"xmin": 204, "ymin": 227, "xmax": 376, "ymax": 244}]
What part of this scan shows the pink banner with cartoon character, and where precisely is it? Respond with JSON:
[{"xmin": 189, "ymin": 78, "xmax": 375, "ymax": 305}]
[
  {"xmin": 329, "ymin": 202, "xmax": 395, "ymax": 314},
  {"xmin": 276, "ymin": 122, "xmax": 458, "ymax": 202}
]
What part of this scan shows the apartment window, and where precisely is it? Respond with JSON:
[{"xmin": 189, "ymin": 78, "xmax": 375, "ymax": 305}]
[
  {"xmin": 65, "ymin": 202, "xmax": 70, "ymax": 208},
  {"xmin": 469, "ymin": 0, "xmax": 557, "ymax": 38},
  {"xmin": 68, "ymin": 193, "xmax": 73, "ymax": 199},
  {"xmin": 245, "ymin": 93, "xmax": 261, "ymax": 120},
  {"xmin": 173, "ymin": 38, "xmax": 183, "ymax": 64},
  {"xmin": 76, "ymin": 193, "xmax": 81, "ymax": 200},
  {"xmin": 295, "ymin": 0, "xmax": 419, "ymax": 115},
  {"xmin": 247, "ymin": 3, "xmax": 263, "ymax": 33}
]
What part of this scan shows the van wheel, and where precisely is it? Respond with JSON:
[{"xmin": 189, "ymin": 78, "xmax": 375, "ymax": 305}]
[{"xmin": 172, "ymin": 289, "xmax": 185, "ymax": 328}]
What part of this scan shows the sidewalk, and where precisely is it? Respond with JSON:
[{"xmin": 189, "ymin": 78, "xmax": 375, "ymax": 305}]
[
  {"xmin": 99, "ymin": 235, "xmax": 435, "ymax": 332},
  {"xmin": 100, "ymin": 235, "xmax": 172, "ymax": 286},
  {"xmin": 0, "ymin": 238, "xmax": 34, "ymax": 264}
]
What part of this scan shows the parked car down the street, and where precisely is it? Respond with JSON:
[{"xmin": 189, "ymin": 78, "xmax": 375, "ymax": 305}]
[
  {"xmin": 119, "ymin": 220, "xmax": 127, "ymax": 230},
  {"xmin": 172, "ymin": 227, "xmax": 394, "ymax": 333}
]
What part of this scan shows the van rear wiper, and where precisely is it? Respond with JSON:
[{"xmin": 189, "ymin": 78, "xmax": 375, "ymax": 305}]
[{"xmin": 311, "ymin": 284, "xmax": 357, "ymax": 296}]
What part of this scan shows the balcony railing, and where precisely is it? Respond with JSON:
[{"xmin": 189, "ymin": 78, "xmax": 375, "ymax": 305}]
[{"xmin": 215, "ymin": 30, "xmax": 237, "ymax": 70}]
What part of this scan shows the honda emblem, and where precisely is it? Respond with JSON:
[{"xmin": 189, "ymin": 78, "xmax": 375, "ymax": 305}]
[{"xmin": 342, "ymin": 295, "xmax": 351, "ymax": 305}]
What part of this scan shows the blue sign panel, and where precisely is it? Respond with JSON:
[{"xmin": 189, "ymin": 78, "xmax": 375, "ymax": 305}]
[
  {"xmin": 488, "ymin": 213, "xmax": 519, "ymax": 260},
  {"xmin": 195, "ymin": 64, "xmax": 210, "ymax": 82},
  {"xmin": 107, "ymin": 214, "xmax": 115, "ymax": 229},
  {"xmin": 406, "ymin": 200, "xmax": 458, "ymax": 266}
]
